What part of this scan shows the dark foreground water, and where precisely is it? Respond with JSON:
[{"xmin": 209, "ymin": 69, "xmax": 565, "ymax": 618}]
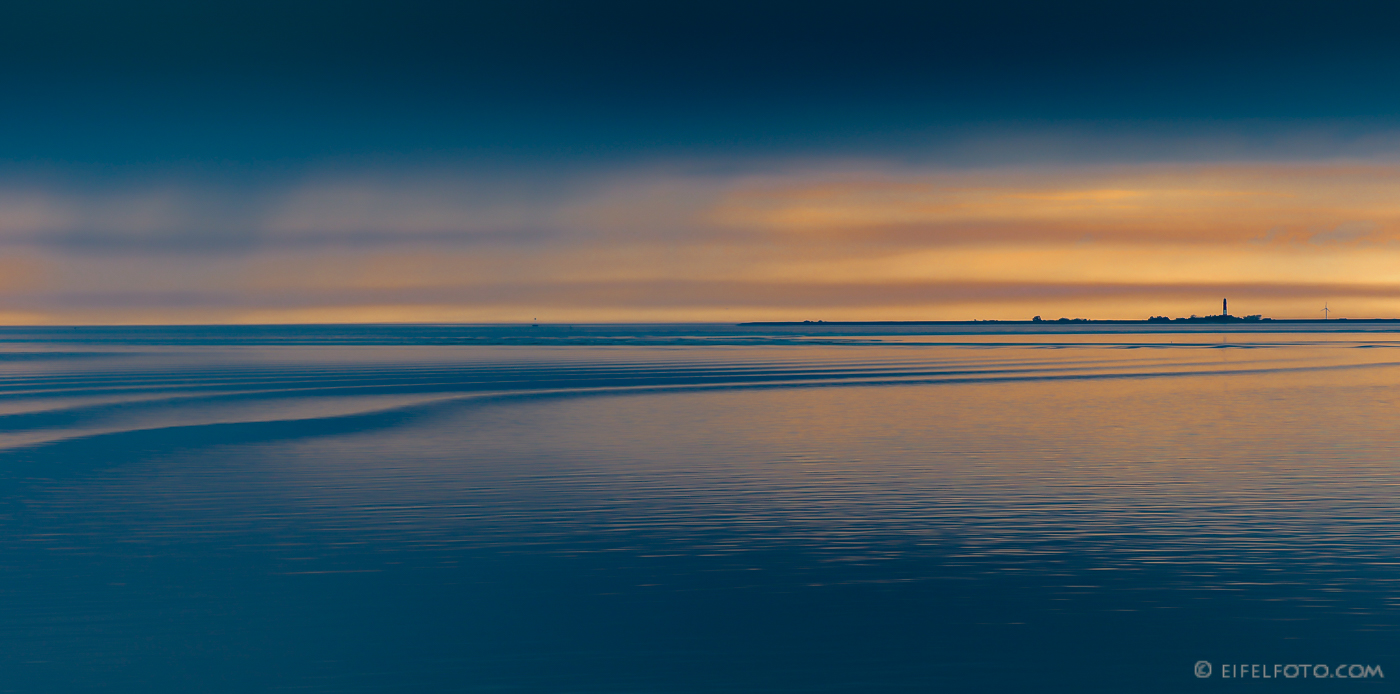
[{"xmin": 1, "ymin": 323, "xmax": 1397, "ymax": 692}]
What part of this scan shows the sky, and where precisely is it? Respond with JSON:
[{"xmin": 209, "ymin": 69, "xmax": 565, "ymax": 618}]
[{"xmin": 4, "ymin": 0, "xmax": 1400, "ymax": 323}]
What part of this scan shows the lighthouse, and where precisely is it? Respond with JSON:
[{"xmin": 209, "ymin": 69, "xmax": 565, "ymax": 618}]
[{"xmin": 1223, "ymin": 298, "xmax": 1228, "ymax": 317}]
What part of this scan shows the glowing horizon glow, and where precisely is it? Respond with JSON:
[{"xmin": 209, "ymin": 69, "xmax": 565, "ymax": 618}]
[{"xmin": 3, "ymin": 160, "xmax": 1400, "ymax": 324}]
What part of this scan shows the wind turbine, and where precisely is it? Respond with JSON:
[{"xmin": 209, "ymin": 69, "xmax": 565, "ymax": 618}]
[{"xmin": 1322, "ymin": 303, "xmax": 1330, "ymax": 320}]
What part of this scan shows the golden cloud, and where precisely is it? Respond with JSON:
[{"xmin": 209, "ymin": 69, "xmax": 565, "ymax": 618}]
[{"xmin": 4, "ymin": 161, "xmax": 1400, "ymax": 322}]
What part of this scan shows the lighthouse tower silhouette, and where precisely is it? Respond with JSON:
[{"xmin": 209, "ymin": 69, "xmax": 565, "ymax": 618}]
[{"xmin": 1223, "ymin": 298, "xmax": 1227, "ymax": 317}]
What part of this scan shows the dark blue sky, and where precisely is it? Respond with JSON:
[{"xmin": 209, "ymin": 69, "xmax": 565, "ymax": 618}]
[
  {"xmin": 4, "ymin": 1, "xmax": 1400, "ymax": 323},
  {"xmin": 4, "ymin": 0, "xmax": 1400, "ymax": 167}
]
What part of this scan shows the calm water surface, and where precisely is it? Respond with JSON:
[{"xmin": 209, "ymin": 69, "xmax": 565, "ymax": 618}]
[{"xmin": 1, "ymin": 324, "xmax": 1397, "ymax": 692}]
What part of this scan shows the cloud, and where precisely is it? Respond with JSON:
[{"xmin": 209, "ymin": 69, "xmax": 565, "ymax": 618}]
[
  {"xmin": 706, "ymin": 163, "xmax": 1400, "ymax": 247},
  {"xmin": 0, "ymin": 174, "xmax": 578, "ymax": 254},
  {"xmin": 5, "ymin": 159, "xmax": 1400, "ymax": 322},
  {"xmin": 1309, "ymin": 221, "xmax": 1380, "ymax": 245},
  {"xmin": 6, "ymin": 161, "xmax": 1400, "ymax": 253}
]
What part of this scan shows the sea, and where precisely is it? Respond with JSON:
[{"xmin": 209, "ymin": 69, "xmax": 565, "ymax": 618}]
[{"xmin": 0, "ymin": 323, "xmax": 1396, "ymax": 692}]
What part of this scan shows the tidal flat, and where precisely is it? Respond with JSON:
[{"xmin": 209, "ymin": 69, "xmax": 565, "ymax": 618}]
[{"xmin": 1, "ymin": 323, "xmax": 1396, "ymax": 692}]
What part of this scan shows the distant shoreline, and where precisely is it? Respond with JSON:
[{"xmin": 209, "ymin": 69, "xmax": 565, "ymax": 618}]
[{"xmin": 739, "ymin": 318, "xmax": 1400, "ymax": 326}]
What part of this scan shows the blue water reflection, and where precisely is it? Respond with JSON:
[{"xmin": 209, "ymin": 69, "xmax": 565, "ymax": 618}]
[{"xmin": 0, "ymin": 324, "xmax": 1397, "ymax": 691}]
